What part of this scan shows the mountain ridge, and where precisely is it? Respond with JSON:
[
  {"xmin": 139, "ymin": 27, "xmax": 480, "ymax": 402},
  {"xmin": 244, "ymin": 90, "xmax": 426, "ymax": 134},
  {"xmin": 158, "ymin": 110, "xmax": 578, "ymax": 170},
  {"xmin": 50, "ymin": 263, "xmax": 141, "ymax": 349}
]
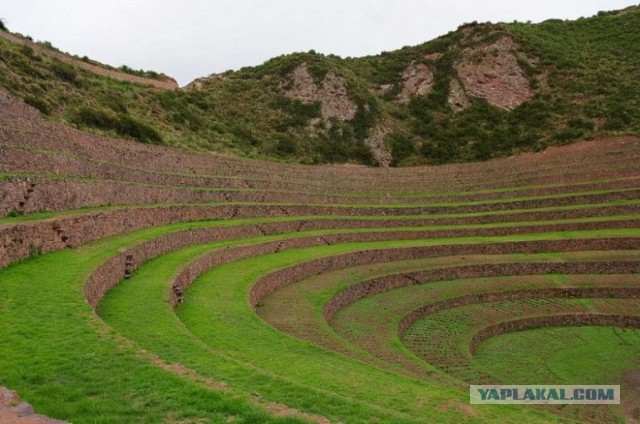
[{"xmin": 0, "ymin": 5, "xmax": 638, "ymax": 166}]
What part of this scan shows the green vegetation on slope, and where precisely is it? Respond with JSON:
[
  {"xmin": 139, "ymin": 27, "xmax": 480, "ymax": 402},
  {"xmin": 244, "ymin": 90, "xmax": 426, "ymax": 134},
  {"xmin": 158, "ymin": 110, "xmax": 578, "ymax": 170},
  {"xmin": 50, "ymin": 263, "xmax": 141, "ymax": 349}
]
[
  {"xmin": 0, "ymin": 223, "xmax": 307, "ymax": 424},
  {"xmin": 0, "ymin": 6, "xmax": 639, "ymax": 165}
]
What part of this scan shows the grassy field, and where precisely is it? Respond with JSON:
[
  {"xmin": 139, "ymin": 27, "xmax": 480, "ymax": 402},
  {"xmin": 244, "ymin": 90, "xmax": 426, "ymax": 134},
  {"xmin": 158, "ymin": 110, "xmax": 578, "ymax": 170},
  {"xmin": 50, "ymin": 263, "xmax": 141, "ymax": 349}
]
[
  {"xmin": 96, "ymin": 227, "xmax": 639, "ymax": 422},
  {"xmin": 0, "ymin": 225, "xmax": 307, "ymax": 423},
  {"xmin": 473, "ymin": 326, "xmax": 640, "ymax": 385},
  {"xmin": 0, "ymin": 183, "xmax": 638, "ymax": 423},
  {"xmin": 3, "ymin": 220, "xmax": 591, "ymax": 423}
]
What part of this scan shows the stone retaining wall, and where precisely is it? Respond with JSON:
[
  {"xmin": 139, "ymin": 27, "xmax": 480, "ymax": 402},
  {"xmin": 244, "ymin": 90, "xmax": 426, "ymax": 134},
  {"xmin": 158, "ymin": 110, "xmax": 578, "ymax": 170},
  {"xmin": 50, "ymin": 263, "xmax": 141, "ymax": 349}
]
[
  {"xmin": 2, "ymin": 173, "xmax": 640, "ymax": 215},
  {"xmin": 3, "ymin": 197, "xmax": 639, "ymax": 270},
  {"xmin": 0, "ymin": 385, "xmax": 67, "ymax": 424},
  {"xmin": 468, "ymin": 314, "xmax": 640, "ymax": 355},
  {"xmin": 82, "ymin": 219, "xmax": 639, "ymax": 307},
  {"xmin": 395, "ymin": 284, "xmax": 640, "ymax": 336},
  {"xmin": 3, "ymin": 142, "xmax": 640, "ymax": 198},
  {"xmin": 249, "ymin": 237, "xmax": 640, "ymax": 308},
  {"xmin": 80, "ymin": 221, "xmax": 639, "ymax": 308}
]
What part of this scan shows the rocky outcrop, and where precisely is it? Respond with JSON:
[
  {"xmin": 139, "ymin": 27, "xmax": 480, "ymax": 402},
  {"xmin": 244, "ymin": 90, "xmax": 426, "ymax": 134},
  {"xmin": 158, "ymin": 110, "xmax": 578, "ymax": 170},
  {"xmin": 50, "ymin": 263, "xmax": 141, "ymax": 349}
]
[
  {"xmin": 455, "ymin": 36, "xmax": 535, "ymax": 110},
  {"xmin": 364, "ymin": 124, "xmax": 392, "ymax": 166},
  {"xmin": 285, "ymin": 63, "xmax": 357, "ymax": 124},
  {"xmin": 397, "ymin": 62, "xmax": 435, "ymax": 104},
  {"xmin": 185, "ymin": 73, "xmax": 229, "ymax": 90},
  {"xmin": 447, "ymin": 78, "xmax": 471, "ymax": 112}
]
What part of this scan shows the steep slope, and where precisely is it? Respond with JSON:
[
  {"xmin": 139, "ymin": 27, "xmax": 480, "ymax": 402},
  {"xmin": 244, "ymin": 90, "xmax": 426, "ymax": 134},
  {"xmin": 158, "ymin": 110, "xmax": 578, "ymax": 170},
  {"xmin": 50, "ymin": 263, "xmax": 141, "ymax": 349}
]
[{"xmin": 0, "ymin": 5, "xmax": 638, "ymax": 166}]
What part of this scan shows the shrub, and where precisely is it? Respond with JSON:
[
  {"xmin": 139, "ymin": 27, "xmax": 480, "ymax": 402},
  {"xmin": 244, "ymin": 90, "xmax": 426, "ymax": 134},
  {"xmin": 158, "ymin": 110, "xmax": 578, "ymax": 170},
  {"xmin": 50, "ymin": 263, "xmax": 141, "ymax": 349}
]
[
  {"xmin": 421, "ymin": 140, "xmax": 459, "ymax": 164},
  {"xmin": 19, "ymin": 45, "xmax": 38, "ymax": 60},
  {"xmin": 24, "ymin": 96, "xmax": 51, "ymax": 115},
  {"xmin": 274, "ymin": 134, "xmax": 298, "ymax": 156},
  {"xmin": 72, "ymin": 107, "xmax": 115, "ymax": 129},
  {"xmin": 28, "ymin": 242, "xmax": 41, "ymax": 258},
  {"xmin": 567, "ymin": 117, "xmax": 595, "ymax": 131},
  {"xmin": 39, "ymin": 41, "xmax": 59, "ymax": 52},
  {"xmin": 273, "ymin": 96, "xmax": 321, "ymax": 129},
  {"xmin": 50, "ymin": 60, "xmax": 77, "ymax": 83},
  {"xmin": 387, "ymin": 133, "xmax": 417, "ymax": 166},
  {"xmin": 115, "ymin": 115, "xmax": 162, "ymax": 144},
  {"xmin": 71, "ymin": 107, "xmax": 162, "ymax": 144},
  {"xmin": 0, "ymin": 18, "xmax": 7, "ymax": 32}
]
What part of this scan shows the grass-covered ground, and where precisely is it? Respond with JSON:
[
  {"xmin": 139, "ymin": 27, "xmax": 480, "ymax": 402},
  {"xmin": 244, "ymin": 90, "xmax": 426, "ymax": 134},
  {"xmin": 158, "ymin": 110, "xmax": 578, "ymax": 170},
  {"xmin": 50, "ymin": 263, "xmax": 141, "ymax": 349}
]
[
  {"xmin": 97, "ymin": 224, "xmax": 639, "ymax": 422},
  {"xmin": 0, "ymin": 172, "xmax": 638, "ymax": 423},
  {"xmin": 0, "ymin": 222, "xmax": 309, "ymax": 423},
  {"xmin": 473, "ymin": 326, "xmax": 640, "ymax": 385},
  {"xmin": 5, "ymin": 219, "xmax": 598, "ymax": 423}
]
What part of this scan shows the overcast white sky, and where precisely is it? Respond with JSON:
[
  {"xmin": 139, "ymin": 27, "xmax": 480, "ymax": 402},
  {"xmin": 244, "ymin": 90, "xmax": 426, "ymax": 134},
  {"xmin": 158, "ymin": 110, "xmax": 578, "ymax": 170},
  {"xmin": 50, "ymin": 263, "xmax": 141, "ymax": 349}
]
[{"xmin": 2, "ymin": 0, "xmax": 637, "ymax": 86}]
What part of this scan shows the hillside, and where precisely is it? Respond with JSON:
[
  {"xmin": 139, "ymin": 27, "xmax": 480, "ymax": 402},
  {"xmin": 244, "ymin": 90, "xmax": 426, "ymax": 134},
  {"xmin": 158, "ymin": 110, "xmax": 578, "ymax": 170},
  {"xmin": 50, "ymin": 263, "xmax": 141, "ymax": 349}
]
[
  {"xmin": 1, "ymin": 7, "xmax": 640, "ymax": 423},
  {"xmin": 1, "ymin": 5, "xmax": 639, "ymax": 166}
]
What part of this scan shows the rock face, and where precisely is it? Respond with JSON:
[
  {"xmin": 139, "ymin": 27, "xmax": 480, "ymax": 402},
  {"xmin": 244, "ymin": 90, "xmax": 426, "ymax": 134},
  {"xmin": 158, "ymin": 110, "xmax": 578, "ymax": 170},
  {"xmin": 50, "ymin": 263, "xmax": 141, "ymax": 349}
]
[
  {"xmin": 447, "ymin": 78, "xmax": 471, "ymax": 112},
  {"xmin": 397, "ymin": 62, "xmax": 435, "ymax": 104},
  {"xmin": 455, "ymin": 36, "xmax": 534, "ymax": 110},
  {"xmin": 285, "ymin": 63, "xmax": 357, "ymax": 124},
  {"xmin": 184, "ymin": 73, "xmax": 228, "ymax": 90},
  {"xmin": 364, "ymin": 124, "xmax": 392, "ymax": 166}
]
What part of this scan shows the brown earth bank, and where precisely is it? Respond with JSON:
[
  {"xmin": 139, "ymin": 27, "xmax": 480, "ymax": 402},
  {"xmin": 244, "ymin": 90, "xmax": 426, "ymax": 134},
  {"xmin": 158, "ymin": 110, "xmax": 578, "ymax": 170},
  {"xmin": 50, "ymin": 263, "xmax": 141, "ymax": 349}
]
[
  {"xmin": 2, "ymin": 173, "xmax": 640, "ymax": 215},
  {"xmin": 248, "ymin": 238, "xmax": 640, "ymax": 308},
  {"xmin": 397, "ymin": 285, "xmax": 640, "ymax": 336},
  {"xmin": 0, "ymin": 173, "xmax": 638, "ymax": 216},
  {"xmin": 327, "ymin": 262, "xmax": 640, "ymax": 325},
  {"xmin": 3, "ymin": 129, "xmax": 640, "ymax": 191},
  {"xmin": 0, "ymin": 386, "xmax": 67, "ymax": 424},
  {"xmin": 3, "ymin": 128, "xmax": 640, "ymax": 194}
]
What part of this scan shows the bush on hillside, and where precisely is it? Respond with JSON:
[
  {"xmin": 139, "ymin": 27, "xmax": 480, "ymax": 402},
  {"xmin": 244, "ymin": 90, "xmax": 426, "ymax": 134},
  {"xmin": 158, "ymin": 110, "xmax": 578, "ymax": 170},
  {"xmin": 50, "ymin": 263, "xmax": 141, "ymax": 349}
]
[
  {"xmin": 71, "ymin": 107, "xmax": 162, "ymax": 144},
  {"xmin": 387, "ymin": 133, "xmax": 417, "ymax": 166},
  {"xmin": 50, "ymin": 60, "xmax": 77, "ymax": 84},
  {"xmin": 24, "ymin": 96, "xmax": 51, "ymax": 115}
]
